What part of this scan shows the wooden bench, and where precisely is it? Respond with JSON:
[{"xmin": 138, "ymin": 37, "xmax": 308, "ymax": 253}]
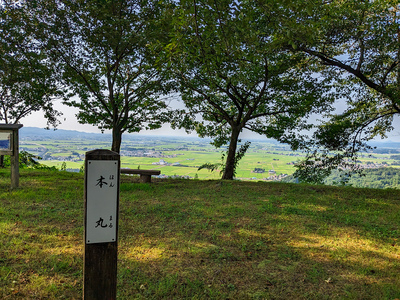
[{"xmin": 120, "ymin": 168, "xmax": 161, "ymax": 183}]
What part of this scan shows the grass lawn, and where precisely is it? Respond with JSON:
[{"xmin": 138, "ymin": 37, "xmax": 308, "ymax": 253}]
[
  {"xmin": 1, "ymin": 168, "xmax": 399, "ymax": 299},
  {"xmin": 42, "ymin": 161, "xmax": 84, "ymax": 170}
]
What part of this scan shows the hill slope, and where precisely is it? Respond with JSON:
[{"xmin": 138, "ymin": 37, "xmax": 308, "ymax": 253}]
[{"xmin": 1, "ymin": 168, "xmax": 399, "ymax": 299}]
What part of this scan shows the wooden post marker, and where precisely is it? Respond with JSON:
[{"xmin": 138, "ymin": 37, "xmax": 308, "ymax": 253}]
[
  {"xmin": 84, "ymin": 149, "xmax": 120, "ymax": 300},
  {"xmin": 0, "ymin": 124, "xmax": 23, "ymax": 189}
]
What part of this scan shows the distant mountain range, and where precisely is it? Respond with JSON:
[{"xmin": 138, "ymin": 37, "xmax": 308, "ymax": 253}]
[
  {"xmin": 19, "ymin": 127, "xmax": 205, "ymax": 142},
  {"xmin": 18, "ymin": 127, "xmax": 400, "ymax": 149},
  {"xmin": 368, "ymin": 141, "xmax": 400, "ymax": 149},
  {"xmin": 20, "ymin": 127, "xmax": 109, "ymax": 140}
]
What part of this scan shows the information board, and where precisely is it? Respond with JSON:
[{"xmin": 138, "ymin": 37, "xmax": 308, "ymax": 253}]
[
  {"xmin": 0, "ymin": 131, "xmax": 12, "ymax": 154},
  {"xmin": 86, "ymin": 160, "xmax": 119, "ymax": 244}
]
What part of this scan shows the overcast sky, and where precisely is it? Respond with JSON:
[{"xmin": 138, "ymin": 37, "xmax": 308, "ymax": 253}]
[
  {"xmin": 23, "ymin": 99, "xmax": 196, "ymax": 136},
  {"xmin": 21, "ymin": 95, "xmax": 277, "ymax": 140},
  {"xmin": 22, "ymin": 98, "xmax": 400, "ymax": 143}
]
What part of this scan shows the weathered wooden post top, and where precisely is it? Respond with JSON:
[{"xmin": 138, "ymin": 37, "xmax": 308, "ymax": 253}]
[{"xmin": 0, "ymin": 124, "xmax": 23, "ymax": 188}]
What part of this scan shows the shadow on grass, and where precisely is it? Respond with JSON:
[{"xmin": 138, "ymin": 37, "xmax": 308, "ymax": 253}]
[
  {"xmin": 1, "ymin": 170, "xmax": 399, "ymax": 299},
  {"xmin": 1, "ymin": 219, "xmax": 83, "ymax": 299},
  {"xmin": 1, "ymin": 169, "xmax": 84, "ymax": 298},
  {"xmin": 117, "ymin": 179, "xmax": 400, "ymax": 299}
]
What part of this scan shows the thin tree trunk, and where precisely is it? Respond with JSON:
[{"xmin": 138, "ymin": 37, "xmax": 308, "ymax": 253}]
[
  {"xmin": 222, "ymin": 126, "xmax": 241, "ymax": 180},
  {"xmin": 0, "ymin": 155, "xmax": 4, "ymax": 168},
  {"xmin": 397, "ymin": 12, "xmax": 400, "ymax": 95},
  {"xmin": 111, "ymin": 127, "xmax": 122, "ymax": 154}
]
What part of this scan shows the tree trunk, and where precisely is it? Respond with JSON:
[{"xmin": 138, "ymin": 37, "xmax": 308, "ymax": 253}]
[
  {"xmin": 222, "ymin": 126, "xmax": 241, "ymax": 180},
  {"xmin": 0, "ymin": 155, "xmax": 4, "ymax": 168},
  {"xmin": 111, "ymin": 127, "xmax": 122, "ymax": 154}
]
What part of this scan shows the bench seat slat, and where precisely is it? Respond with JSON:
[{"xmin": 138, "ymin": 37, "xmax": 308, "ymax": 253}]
[
  {"xmin": 120, "ymin": 169, "xmax": 160, "ymax": 183},
  {"xmin": 120, "ymin": 169, "xmax": 160, "ymax": 176}
]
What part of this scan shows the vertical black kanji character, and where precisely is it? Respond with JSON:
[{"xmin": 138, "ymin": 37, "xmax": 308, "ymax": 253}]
[
  {"xmin": 96, "ymin": 176, "xmax": 108, "ymax": 188},
  {"xmin": 95, "ymin": 217, "xmax": 108, "ymax": 228}
]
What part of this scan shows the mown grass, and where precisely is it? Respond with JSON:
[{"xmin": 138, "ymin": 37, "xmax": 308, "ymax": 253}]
[{"xmin": 1, "ymin": 168, "xmax": 399, "ymax": 299}]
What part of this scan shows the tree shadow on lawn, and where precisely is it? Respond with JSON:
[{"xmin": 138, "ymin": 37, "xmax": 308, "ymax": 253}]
[
  {"xmin": 1, "ymin": 220, "xmax": 83, "ymax": 299},
  {"xmin": 1, "ymin": 171, "xmax": 399, "ymax": 299},
  {"xmin": 1, "ymin": 170, "xmax": 84, "ymax": 299},
  {"xmin": 117, "ymin": 179, "xmax": 400, "ymax": 299},
  {"xmin": 117, "ymin": 226, "xmax": 400, "ymax": 299}
]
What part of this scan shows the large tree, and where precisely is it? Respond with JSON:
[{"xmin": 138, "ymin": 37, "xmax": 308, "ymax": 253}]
[
  {"xmin": 166, "ymin": 0, "xmax": 332, "ymax": 179},
  {"xmin": 0, "ymin": 1, "xmax": 61, "ymax": 126},
  {"xmin": 273, "ymin": 0, "xmax": 400, "ymax": 182},
  {"xmin": 29, "ymin": 0, "xmax": 173, "ymax": 153}
]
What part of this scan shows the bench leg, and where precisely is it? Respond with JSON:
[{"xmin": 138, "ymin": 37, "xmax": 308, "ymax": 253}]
[{"xmin": 139, "ymin": 174, "xmax": 151, "ymax": 183}]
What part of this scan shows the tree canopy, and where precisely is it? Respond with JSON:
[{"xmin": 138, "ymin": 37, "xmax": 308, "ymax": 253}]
[
  {"xmin": 166, "ymin": 0, "xmax": 332, "ymax": 179},
  {"xmin": 0, "ymin": 1, "xmax": 61, "ymax": 126},
  {"xmin": 6, "ymin": 0, "xmax": 397, "ymax": 182},
  {"xmin": 273, "ymin": 0, "xmax": 400, "ymax": 182},
  {"xmin": 29, "ymin": 0, "xmax": 173, "ymax": 153}
]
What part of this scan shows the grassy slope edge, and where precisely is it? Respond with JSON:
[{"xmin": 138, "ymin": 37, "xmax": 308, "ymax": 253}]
[{"xmin": 0, "ymin": 168, "xmax": 399, "ymax": 299}]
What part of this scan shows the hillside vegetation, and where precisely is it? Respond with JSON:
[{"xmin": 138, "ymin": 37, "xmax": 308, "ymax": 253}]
[
  {"xmin": 325, "ymin": 168, "xmax": 400, "ymax": 189},
  {"xmin": 283, "ymin": 168, "xmax": 400, "ymax": 190},
  {"xmin": 1, "ymin": 168, "xmax": 399, "ymax": 299}
]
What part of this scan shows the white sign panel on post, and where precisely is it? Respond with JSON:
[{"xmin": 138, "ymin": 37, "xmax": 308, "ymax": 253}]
[{"xmin": 86, "ymin": 160, "xmax": 118, "ymax": 244}]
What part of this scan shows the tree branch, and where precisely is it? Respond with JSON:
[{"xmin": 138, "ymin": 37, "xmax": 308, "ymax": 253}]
[{"xmin": 301, "ymin": 48, "xmax": 387, "ymax": 96}]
